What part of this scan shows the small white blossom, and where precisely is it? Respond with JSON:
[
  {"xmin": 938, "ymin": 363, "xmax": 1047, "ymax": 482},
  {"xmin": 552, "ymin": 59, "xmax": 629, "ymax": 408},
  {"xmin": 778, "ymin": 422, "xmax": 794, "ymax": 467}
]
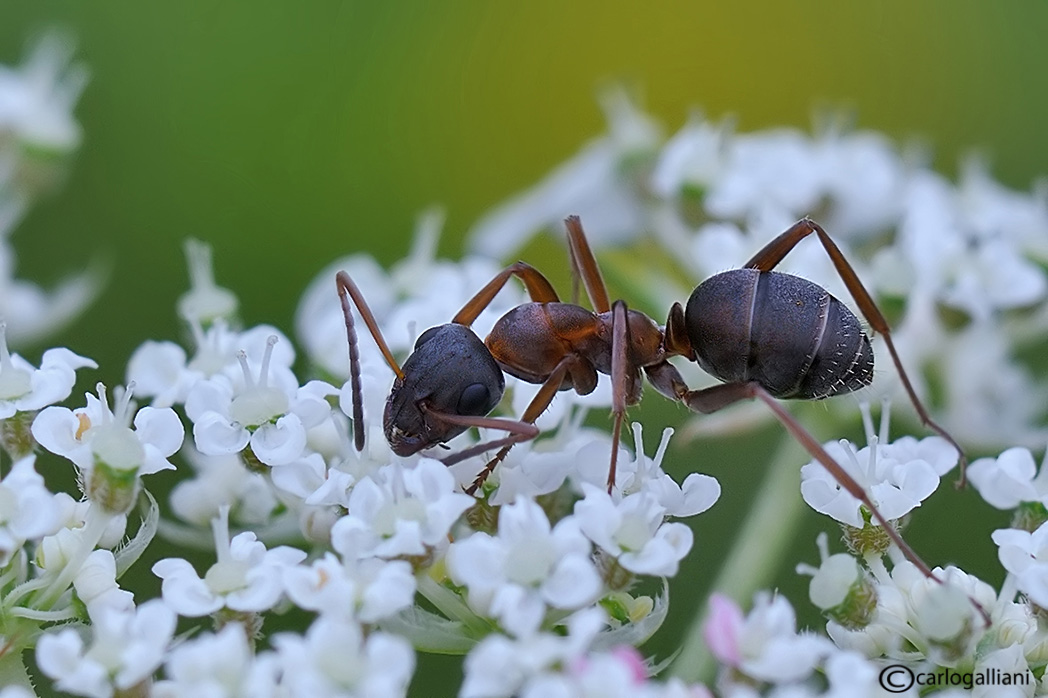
[
  {"xmin": 703, "ymin": 593, "xmax": 834, "ymax": 683},
  {"xmin": 169, "ymin": 446, "xmax": 278, "ymax": 526},
  {"xmin": 270, "ymin": 616, "xmax": 415, "ymax": 698},
  {"xmin": 575, "ymin": 484, "xmax": 693, "ymax": 577},
  {"xmin": 177, "ymin": 238, "xmax": 239, "ymax": 326},
  {"xmin": 650, "ymin": 113, "xmax": 729, "ymax": 200},
  {"xmin": 331, "ymin": 459, "xmax": 473, "ymax": 560},
  {"xmin": 36, "ymin": 600, "xmax": 175, "ymax": 698},
  {"xmin": 969, "ymin": 447, "xmax": 1048, "ymax": 510},
  {"xmin": 0, "ymin": 323, "xmax": 96, "ymax": 420},
  {"xmin": 610, "ymin": 423, "xmax": 721, "ymax": 517},
  {"xmin": 460, "ymin": 607, "xmax": 606, "ymax": 698},
  {"xmin": 283, "ymin": 553, "xmax": 416, "ymax": 623},
  {"xmin": 483, "ymin": 425, "xmax": 614, "ymax": 505},
  {"xmin": 152, "ymin": 506, "xmax": 306, "ymax": 616},
  {"xmin": 128, "ymin": 321, "xmax": 294, "ymax": 408},
  {"xmin": 74, "ymin": 549, "xmax": 134, "ymax": 618},
  {"xmin": 153, "ymin": 624, "xmax": 261, "ymax": 697},
  {"xmin": 993, "ymin": 523, "xmax": 1048, "ymax": 609},
  {"xmin": 186, "ymin": 335, "xmax": 336, "ymax": 466},
  {"xmin": 704, "ymin": 128, "xmax": 824, "ymax": 224},
  {"xmin": 32, "ymin": 383, "xmax": 183, "ymax": 476},
  {"xmin": 0, "ymin": 32, "xmax": 86, "ymax": 159},
  {"xmin": 447, "ymin": 496, "xmax": 602, "ymax": 637},
  {"xmin": 795, "ymin": 534, "xmax": 866, "ymax": 613},
  {"xmin": 0, "ymin": 454, "xmax": 74, "ymax": 566},
  {"xmin": 800, "ymin": 403, "xmax": 958, "ymax": 528}
]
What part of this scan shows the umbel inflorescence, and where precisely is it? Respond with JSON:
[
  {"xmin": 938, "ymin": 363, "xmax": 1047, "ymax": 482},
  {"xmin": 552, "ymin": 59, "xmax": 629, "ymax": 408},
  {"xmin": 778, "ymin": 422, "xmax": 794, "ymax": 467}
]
[{"xmin": 2, "ymin": 37, "xmax": 1048, "ymax": 698}]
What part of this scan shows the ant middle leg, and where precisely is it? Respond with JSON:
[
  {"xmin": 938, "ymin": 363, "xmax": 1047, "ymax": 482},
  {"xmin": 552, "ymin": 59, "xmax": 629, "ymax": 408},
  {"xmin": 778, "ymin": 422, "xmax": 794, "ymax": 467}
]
[
  {"xmin": 463, "ymin": 354, "xmax": 589, "ymax": 495},
  {"xmin": 565, "ymin": 215, "xmax": 612, "ymax": 313},
  {"xmin": 744, "ymin": 218, "xmax": 967, "ymax": 484}
]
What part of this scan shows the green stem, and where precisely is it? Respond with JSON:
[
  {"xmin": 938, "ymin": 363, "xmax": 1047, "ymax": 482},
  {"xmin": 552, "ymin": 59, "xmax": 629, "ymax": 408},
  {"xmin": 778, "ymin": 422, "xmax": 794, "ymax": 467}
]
[
  {"xmin": 670, "ymin": 431, "xmax": 809, "ymax": 683},
  {"xmin": 416, "ymin": 574, "xmax": 491, "ymax": 638}
]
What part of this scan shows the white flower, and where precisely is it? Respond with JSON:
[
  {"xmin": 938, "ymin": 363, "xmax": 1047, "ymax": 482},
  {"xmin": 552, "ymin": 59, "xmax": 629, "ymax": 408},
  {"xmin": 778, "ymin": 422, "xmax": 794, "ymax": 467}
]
[
  {"xmin": 650, "ymin": 113, "xmax": 729, "ymax": 199},
  {"xmin": 0, "ymin": 453, "xmax": 73, "ymax": 566},
  {"xmin": 460, "ymin": 607, "xmax": 605, "ymax": 698},
  {"xmin": 33, "ymin": 383, "xmax": 184, "ymax": 477},
  {"xmin": 153, "ymin": 624, "xmax": 259, "ymax": 697},
  {"xmin": 815, "ymin": 125, "xmax": 908, "ymax": 237},
  {"xmin": 609, "ymin": 423, "xmax": 721, "ymax": 517},
  {"xmin": 519, "ymin": 645, "xmax": 651, "ymax": 698},
  {"xmin": 575, "ymin": 484, "xmax": 693, "ymax": 577},
  {"xmin": 128, "ymin": 321, "xmax": 294, "ymax": 408},
  {"xmin": 186, "ymin": 335, "xmax": 336, "ymax": 466},
  {"xmin": 169, "ymin": 446, "xmax": 278, "ymax": 526},
  {"xmin": 896, "ymin": 171, "xmax": 1047, "ymax": 321},
  {"xmin": 33, "ymin": 382, "xmax": 182, "ymax": 514},
  {"xmin": 74, "ymin": 549, "xmax": 134, "ymax": 618},
  {"xmin": 467, "ymin": 87, "xmax": 659, "ymax": 257},
  {"xmin": 283, "ymin": 553, "xmax": 416, "ymax": 623},
  {"xmin": 36, "ymin": 600, "xmax": 175, "ymax": 698},
  {"xmin": 704, "ymin": 128, "xmax": 823, "ymax": 223},
  {"xmin": 0, "ymin": 247, "xmax": 100, "ymax": 347},
  {"xmin": 800, "ymin": 404, "xmax": 957, "ymax": 528},
  {"xmin": 152, "ymin": 505, "xmax": 306, "ymax": 616},
  {"xmin": 703, "ymin": 592, "xmax": 833, "ymax": 683},
  {"xmin": 0, "ymin": 32, "xmax": 86, "ymax": 157},
  {"xmin": 0, "ymin": 323, "xmax": 96, "ymax": 420},
  {"xmin": 447, "ymin": 496, "xmax": 602, "ymax": 637},
  {"xmin": 270, "ymin": 616, "xmax": 415, "ymax": 698},
  {"xmin": 993, "ymin": 523, "xmax": 1048, "ymax": 608},
  {"xmin": 331, "ymin": 459, "xmax": 473, "ymax": 560},
  {"xmin": 176, "ymin": 238, "xmax": 239, "ymax": 326},
  {"xmin": 969, "ymin": 447, "xmax": 1048, "ymax": 510},
  {"xmin": 795, "ymin": 534, "xmax": 865, "ymax": 612}
]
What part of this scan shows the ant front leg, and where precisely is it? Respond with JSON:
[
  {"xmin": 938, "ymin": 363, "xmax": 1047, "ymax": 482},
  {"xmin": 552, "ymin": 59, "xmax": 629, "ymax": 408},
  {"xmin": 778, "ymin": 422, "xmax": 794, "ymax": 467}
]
[
  {"xmin": 746, "ymin": 218, "xmax": 968, "ymax": 485},
  {"xmin": 643, "ymin": 361, "xmax": 940, "ymax": 582},
  {"xmin": 462, "ymin": 353, "xmax": 588, "ymax": 496},
  {"xmin": 433, "ymin": 411, "xmax": 540, "ymax": 467},
  {"xmin": 452, "ymin": 261, "xmax": 560, "ymax": 326}
]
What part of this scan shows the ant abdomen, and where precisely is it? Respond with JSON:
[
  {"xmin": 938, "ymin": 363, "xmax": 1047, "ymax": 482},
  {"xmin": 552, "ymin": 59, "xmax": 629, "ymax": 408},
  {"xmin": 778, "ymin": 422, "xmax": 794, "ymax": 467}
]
[{"xmin": 685, "ymin": 269, "xmax": 874, "ymax": 400}]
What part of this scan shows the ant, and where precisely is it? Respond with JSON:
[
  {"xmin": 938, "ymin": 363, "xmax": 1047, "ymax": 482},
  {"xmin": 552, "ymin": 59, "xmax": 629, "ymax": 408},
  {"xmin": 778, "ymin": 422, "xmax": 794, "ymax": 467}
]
[{"xmin": 337, "ymin": 216, "xmax": 966, "ymax": 581}]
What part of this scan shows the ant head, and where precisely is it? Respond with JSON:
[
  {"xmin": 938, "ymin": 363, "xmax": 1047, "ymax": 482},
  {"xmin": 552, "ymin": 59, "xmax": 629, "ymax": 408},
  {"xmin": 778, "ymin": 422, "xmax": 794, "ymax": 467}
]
[{"xmin": 383, "ymin": 323, "xmax": 505, "ymax": 456}]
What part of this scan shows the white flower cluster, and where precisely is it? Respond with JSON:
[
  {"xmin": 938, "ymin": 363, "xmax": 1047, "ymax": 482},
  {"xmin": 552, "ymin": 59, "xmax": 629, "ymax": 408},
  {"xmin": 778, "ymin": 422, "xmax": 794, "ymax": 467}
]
[
  {"xmin": 469, "ymin": 88, "xmax": 1048, "ymax": 448},
  {"xmin": 2, "ymin": 197, "xmax": 720, "ymax": 696},
  {"xmin": 6, "ymin": 42, "xmax": 1048, "ymax": 697}
]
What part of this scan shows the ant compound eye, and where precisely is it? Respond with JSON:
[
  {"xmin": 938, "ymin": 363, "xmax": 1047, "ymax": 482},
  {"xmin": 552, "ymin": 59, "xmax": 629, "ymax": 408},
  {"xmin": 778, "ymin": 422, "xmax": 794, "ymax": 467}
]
[
  {"xmin": 457, "ymin": 382, "xmax": 491, "ymax": 416},
  {"xmin": 414, "ymin": 326, "xmax": 442, "ymax": 349}
]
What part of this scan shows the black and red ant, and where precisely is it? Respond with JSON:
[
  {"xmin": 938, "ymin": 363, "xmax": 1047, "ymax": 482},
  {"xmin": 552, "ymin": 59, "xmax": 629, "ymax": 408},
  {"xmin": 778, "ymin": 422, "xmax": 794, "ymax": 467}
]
[{"xmin": 336, "ymin": 216, "xmax": 966, "ymax": 580}]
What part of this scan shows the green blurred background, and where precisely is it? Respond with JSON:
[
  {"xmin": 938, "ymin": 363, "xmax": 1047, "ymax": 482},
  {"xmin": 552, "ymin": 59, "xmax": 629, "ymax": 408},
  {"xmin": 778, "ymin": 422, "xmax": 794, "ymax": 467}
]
[{"xmin": 3, "ymin": 1, "xmax": 1045, "ymax": 692}]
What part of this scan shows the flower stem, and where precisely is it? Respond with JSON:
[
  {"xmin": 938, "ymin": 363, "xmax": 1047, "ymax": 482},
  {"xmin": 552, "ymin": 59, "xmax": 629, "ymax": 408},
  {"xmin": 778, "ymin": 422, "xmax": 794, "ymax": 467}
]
[
  {"xmin": 670, "ymin": 431, "xmax": 809, "ymax": 683},
  {"xmin": 0, "ymin": 640, "xmax": 35, "ymax": 693}
]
